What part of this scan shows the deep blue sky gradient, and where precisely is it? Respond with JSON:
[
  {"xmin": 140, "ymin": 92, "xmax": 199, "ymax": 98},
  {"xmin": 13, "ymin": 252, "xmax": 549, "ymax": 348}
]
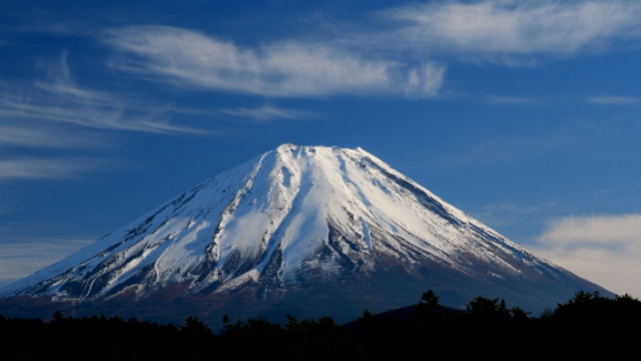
[{"xmin": 1, "ymin": 0, "xmax": 641, "ymax": 293}]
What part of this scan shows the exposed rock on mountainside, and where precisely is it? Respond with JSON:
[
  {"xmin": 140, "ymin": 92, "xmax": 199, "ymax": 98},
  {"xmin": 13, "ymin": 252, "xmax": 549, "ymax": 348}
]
[{"xmin": 0, "ymin": 144, "xmax": 610, "ymax": 325}]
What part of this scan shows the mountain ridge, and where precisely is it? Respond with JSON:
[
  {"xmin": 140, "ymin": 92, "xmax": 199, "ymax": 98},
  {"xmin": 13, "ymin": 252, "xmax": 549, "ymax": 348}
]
[{"xmin": 0, "ymin": 144, "xmax": 609, "ymax": 324}]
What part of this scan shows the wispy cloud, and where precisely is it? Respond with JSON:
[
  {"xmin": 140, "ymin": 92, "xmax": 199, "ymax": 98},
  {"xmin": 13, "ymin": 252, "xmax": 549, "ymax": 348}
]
[
  {"xmin": 588, "ymin": 95, "xmax": 641, "ymax": 104},
  {"xmin": 0, "ymin": 125, "xmax": 102, "ymax": 148},
  {"xmin": 0, "ymin": 159, "xmax": 104, "ymax": 180},
  {"xmin": 473, "ymin": 203, "xmax": 539, "ymax": 227},
  {"xmin": 0, "ymin": 239, "xmax": 92, "ymax": 288},
  {"xmin": 0, "ymin": 52, "xmax": 216, "ymax": 183},
  {"xmin": 0, "ymin": 51, "xmax": 207, "ymax": 139},
  {"xmin": 533, "ymin": 214, "xmax": 641, "ymax": 297},
  {"xmin": 221, "ymin": 105, "xmax": 318, "ymax": 121},
  {"xmin": 103, "ymin": 25, "xmax": 446, "ymax": 98},
  {"xmin": 379, "ymin": 0, "xmax": 641, "ymax": 62},
  {"xmin": 485, "ymin": 94, "xmax": 537, "ymax": 104}
]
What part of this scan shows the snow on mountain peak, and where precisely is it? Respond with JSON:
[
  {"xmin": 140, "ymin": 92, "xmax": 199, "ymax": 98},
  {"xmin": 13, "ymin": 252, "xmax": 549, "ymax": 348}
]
[{"xmin": 0, "ymin": 145, "xmax": 596, "ymax": 310}]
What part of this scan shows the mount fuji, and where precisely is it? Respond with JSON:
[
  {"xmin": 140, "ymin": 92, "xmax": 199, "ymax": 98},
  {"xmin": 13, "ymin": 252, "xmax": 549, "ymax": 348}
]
[{"xmin": 0, "ymin": 144, "xmax": 609, "ymax": 325}]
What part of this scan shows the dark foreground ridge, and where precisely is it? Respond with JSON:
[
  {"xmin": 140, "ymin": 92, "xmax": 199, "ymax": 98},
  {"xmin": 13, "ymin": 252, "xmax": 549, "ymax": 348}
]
[{"xmin": 1, "ymin": 290, "xmax": 639, "ymax": 360}]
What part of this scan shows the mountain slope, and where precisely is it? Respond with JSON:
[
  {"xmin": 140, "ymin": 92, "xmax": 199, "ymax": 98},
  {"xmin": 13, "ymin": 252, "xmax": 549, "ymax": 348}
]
[{"xmin": 0, "ymin": 145, "xmax": 610, "ymax": 323}]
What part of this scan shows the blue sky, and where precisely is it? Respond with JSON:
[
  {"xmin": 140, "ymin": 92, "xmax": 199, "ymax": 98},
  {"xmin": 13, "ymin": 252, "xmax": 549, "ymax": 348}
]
[{"xmin": 1, "ymin": 0, "xmax": 641, "ymax": 297}]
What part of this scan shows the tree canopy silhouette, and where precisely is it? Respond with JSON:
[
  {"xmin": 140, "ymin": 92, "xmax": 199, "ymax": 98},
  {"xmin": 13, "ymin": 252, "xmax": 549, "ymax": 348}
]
[{"xmin": 1, "ymin": 290, "xmax": 640, "ymax": 359}]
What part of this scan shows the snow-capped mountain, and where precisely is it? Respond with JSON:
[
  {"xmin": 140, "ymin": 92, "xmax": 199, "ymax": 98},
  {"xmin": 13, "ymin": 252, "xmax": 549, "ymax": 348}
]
[{"xmin": 0, "ymin": 145, "xmax": 609, "ymax": 323}]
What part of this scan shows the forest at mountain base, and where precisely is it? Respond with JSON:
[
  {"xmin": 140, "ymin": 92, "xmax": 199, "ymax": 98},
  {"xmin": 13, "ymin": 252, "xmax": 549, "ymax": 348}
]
[{"xmin": 1, "ymin": 289, "xmax": 639, "ymax": 360}]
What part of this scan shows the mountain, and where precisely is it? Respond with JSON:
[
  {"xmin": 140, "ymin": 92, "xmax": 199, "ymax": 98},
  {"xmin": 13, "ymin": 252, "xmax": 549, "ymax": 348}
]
[{"xmin": 0, "ymin": 144, "xmax": 610, "ymax": 326}]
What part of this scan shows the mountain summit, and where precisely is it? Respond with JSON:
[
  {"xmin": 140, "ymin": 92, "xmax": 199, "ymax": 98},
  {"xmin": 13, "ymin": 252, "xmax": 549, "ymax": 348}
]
[{"xmin": 0, "ymin": 145, "xmax": 608, "ymax": 324}]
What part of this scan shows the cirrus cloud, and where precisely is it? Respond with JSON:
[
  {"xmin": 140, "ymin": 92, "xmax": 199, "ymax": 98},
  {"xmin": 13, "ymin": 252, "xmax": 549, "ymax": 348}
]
[
  {"xmin": 103, "ymin": 25, "xmax": 446, "ymax": 98},
  {"xmin": 0, "ymin": 159, "xmax": 106, "ymax": 180},
  {"xmin": 0, "ymin": 51, "xmax": 206, "ymax": 136},
  {"xmin": 221, "ymin": 105, "xmax": 319, "ymax": 122},
  {"xmin": 379, "ymin": 0, "xmax": 641, "ymax": 62},
  {"xmin": 588, "ymin": 95, "xmax": 641, "ymax": 104}
]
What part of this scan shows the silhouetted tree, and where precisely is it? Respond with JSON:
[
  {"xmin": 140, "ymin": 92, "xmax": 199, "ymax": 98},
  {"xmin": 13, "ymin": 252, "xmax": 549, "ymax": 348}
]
[
  {"xmin": 180, "ymin": 316, "xmax": 212, "ymax": 336},
  {"xmin": 412, "ymin": 290, "xmax": 443, "ymax": 326},
  {"xmin": 510, "ymin": 306, "xmax": 531, "ymax": 321},
  {"xmin": 466, "ymin": 296, "xmax": 511, "ymax": 321}
]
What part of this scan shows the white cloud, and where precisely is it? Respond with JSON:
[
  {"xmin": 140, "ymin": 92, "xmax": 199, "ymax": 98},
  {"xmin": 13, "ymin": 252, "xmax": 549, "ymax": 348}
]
[
  {"xmin": 0, "ymin": 159, "xmax": 103, "ymax": 179},
  {"xmin": 0, "ymin": 239, "xmax": 92, "ymax": 288},
  {"xmin": 382, "ymin": 0, "xmax": 641, "ymax": 58},
  {"xmin": 538, "ymin": 214, "xmax": 641, "ymax": 246},
  {"xmin": 221, "ymin": 105, "xmax": 318, "ymax": 121},
  {"xmin": 0, "ymin": 51, "xmax": 206, "ymax": 139},
  {"xmin": 533, "ymin": 214, "xmax": 641, "ymax": 297},
  {"xmin": 0, "ymin": 52, "xmax": 216, "ymax": 183},
  {"xmin": 588, "ymin": 95, "xmax": 641, "ymax": 104},
  {"xmin": 103, "ymin": 25, "xmax": 446, "ymax": 98}
]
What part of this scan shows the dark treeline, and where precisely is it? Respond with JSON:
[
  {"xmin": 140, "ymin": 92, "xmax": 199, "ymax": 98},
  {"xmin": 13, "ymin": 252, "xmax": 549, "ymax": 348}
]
[{"xmin": 2, "ymin": 290, "xmax": 640, "ymax": 360}]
